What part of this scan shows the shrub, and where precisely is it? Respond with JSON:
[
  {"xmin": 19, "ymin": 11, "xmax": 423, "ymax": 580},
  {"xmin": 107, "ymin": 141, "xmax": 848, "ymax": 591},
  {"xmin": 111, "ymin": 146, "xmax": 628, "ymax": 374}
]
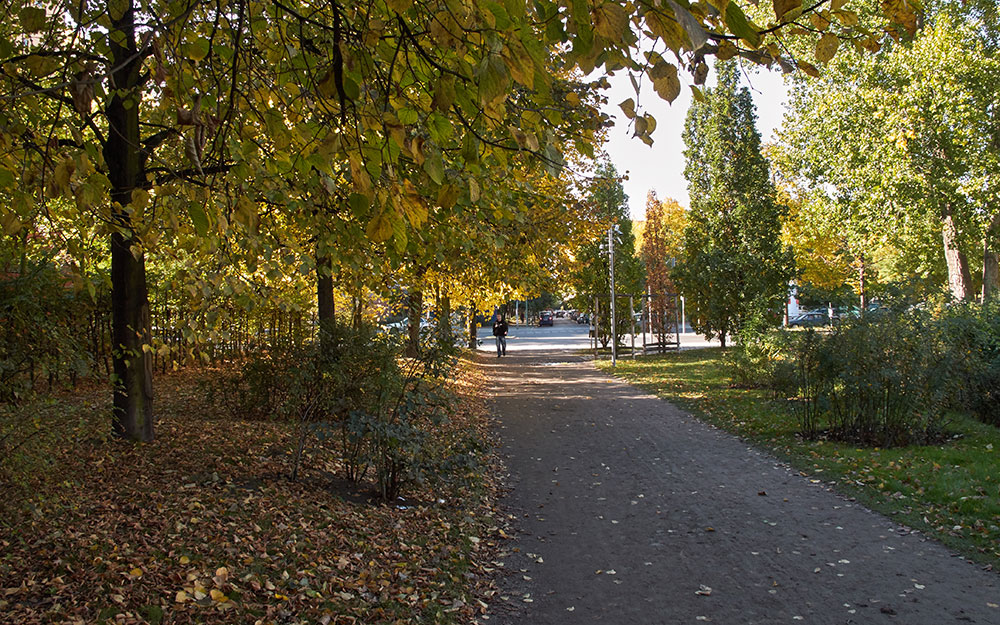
[
  {"xmin": 212, "ymin": 349, "xmax": 294, "ymax": 420},
  {"xmin": 0, "ymin": 258, "xmax": 95, "ymax": 403},
  {"xmin": 936, "ymin": 301, "xmax": 1000, "ymax": 426},
  {"xmin": 211, "ymin": 322, "xmax": 469, "ymax": 501},
  {"xmin": 792, "ymin": 310, "xmax": 956, "ymax": 446},
  {"xmin": 726, "ymin": 327, "xmax": 797, "ymax": 397}
]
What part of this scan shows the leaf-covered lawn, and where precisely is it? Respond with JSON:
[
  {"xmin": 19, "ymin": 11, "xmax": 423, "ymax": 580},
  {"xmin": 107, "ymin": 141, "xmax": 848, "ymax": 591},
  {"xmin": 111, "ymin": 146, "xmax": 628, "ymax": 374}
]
[
  {"xmin": 599, "ymin": 349, "xmax": 1000, "ymax": 568},
  {"xmin": 0, "ymin": 358, "xmax": 504, "ymax": 624}
]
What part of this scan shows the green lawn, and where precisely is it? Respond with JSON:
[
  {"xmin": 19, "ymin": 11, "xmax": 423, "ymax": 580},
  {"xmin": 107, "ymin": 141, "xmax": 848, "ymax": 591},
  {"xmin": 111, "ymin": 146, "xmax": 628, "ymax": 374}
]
[{"xmin": 597, "ymin": 349, "xmax": 1000, "ymax": 566}]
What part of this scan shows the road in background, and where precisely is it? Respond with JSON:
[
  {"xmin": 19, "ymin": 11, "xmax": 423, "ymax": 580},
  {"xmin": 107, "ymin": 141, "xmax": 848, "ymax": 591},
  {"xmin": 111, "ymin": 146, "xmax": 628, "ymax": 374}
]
[{"xmin": 476, "ymin": 318, "xmax": 719, "ymax": 355}]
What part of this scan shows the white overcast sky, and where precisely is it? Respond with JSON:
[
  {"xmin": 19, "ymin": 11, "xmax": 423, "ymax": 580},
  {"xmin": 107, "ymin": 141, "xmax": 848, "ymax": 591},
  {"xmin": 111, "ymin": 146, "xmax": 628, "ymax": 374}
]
[{"xmin": 598, "ymin": 64, "xmax": 790, "ymax": 219}]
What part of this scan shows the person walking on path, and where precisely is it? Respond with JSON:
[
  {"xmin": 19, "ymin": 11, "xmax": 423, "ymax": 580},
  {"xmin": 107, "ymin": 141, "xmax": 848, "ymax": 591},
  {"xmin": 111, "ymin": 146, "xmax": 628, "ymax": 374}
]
[{"xmin": 492, "ymin": 312, "xmax": 509, "ymax": 357}]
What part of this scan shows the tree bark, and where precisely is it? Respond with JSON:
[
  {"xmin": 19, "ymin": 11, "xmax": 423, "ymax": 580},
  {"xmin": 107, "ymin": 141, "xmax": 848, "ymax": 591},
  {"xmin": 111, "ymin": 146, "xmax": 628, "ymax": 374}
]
[
  {"xmin": 857, "ymin": 255, "xmax": 867, "ymax": 312},
  {"xmin": 438, "ymin": 290, "xmax": 452, "ymax": 347},
  {"xmin": 405, "ymin": 290, "xmax": 423, "ymax": 357},
  {"xmin": 107, "ymin": 0, "xmax": 153, "ymax": 441},
  {"xmin": 942, "ymin": 209, "xmax": 972, "ymax": 301},
  {"xmin": 468, "ymin": 303, "xmax": 478, "ymax": 349},
  {"xmin": 351, "ymin": 292, "xmax": 363, "ymax": 329},
  {"xmin": 316, "ymin": 248, "xmax": 335, "ymax": 346},
  {"xmin": 982, "ymin": 213, "xmax": 1000, "ymax": 302}
]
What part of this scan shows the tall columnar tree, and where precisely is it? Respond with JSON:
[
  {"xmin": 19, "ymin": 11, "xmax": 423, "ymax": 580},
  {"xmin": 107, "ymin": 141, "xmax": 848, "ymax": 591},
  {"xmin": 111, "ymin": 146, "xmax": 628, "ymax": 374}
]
[
  {"xmin": 641, "ymin": 191, "xmax": 686, "ymax": 340},
  {"xmin": 674, "ymin": 61, "xmax": 795, "ymax": 348},
  {"xmin": 569, "ymin": 160, "xmax": 642, "ymax": 347}
]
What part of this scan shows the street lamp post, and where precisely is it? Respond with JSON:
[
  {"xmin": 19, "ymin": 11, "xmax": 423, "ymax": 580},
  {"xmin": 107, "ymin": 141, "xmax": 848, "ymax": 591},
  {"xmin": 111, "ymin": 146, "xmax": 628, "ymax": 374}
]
[{"xmin": 609, "ymin": 226, "xmax": 617, "ymax": 367}]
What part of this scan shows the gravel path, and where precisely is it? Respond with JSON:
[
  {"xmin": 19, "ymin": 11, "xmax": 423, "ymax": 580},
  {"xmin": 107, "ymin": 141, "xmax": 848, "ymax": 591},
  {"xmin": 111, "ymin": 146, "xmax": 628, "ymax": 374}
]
[{"xmin": 483, "ymin": 349, "xmax": 1000, "ymax": 624}]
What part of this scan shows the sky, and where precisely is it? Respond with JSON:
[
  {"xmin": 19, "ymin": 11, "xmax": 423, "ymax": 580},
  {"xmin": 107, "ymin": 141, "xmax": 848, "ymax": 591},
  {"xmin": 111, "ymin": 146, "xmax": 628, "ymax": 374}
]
[{"xmin": 598, "ymin": 65, "xmax": 791, "ymax": 220}]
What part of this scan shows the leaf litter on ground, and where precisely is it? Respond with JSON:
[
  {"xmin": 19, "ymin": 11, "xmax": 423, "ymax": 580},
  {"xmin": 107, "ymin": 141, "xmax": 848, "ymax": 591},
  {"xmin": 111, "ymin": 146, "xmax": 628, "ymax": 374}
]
[{"xmin": 0, "ymin": 357, "xmax": 507, "ymax": 625}]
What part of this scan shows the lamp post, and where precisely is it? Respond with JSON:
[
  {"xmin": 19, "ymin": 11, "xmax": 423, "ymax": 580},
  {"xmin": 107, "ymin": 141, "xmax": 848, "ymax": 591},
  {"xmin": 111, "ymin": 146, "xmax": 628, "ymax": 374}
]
[{"xmin": 609, "ymin": 226, "xmax": 617, "ymax": 367}]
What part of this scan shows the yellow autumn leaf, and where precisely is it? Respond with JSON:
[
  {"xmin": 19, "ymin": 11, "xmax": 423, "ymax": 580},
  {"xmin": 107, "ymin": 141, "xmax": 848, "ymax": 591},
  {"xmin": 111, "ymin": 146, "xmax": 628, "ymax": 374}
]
[
  {"xmin": 651, "ymin": 63, "xmax": 681, "ymax": 104},
  {"xmin": 592, "ymin": 3, "xmax": 629, "ymax": 40},
  {"xmin": 645, "ymin": 10, "xmax": 687, "ymax": 54},
  {"xmin": 797, "ymin": 60, "xmax": 821, "ymax": 77},
  {"xmin": 210, "ymin": 588, "xmax": 226, "ymax": 602},
  {"xmin": 129, "ymin": 567, "xmax": 143, "ymax": 578},
  {"xmin": 619, "ymin": 98, "xmax": 636, "ymax": 119},
  {"xmin": 815, "ymin": 32, "xmax": 840, "ymax": 62},
  {"xmin": 772, "ymin": 0, "xmax": 800, "ymax": 21},
  {"xmin": 179, "ymin": 556, "xmax": 190, "ymax": 565},
  {"xmin": 810, "ymin": 11, "xmax": 830, "ymax": 31},
  {"xmin": 175, "ymin": 590, "xmax": 189, "ymax": 603}
]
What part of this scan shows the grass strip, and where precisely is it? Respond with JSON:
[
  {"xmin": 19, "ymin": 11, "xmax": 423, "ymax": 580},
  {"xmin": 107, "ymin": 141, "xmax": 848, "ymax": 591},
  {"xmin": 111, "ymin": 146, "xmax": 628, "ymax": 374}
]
[{"xmin": 597, "ymin": 349, "xmax": 1000, "ymax": 568}]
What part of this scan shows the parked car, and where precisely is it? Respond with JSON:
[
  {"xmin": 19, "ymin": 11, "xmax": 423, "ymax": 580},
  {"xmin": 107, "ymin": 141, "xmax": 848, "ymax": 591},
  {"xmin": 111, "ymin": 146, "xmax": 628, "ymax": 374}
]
[
  {"xmin": 788, "ymin": 311, "xmax": 828, "ymax": 327},
  {"xmin": 577, "ymin": 313, "xmax": 590, "ymax": 325},
  {"xmin": 539, "ymin": 311, "xmax": 554, "ymax": 326}
]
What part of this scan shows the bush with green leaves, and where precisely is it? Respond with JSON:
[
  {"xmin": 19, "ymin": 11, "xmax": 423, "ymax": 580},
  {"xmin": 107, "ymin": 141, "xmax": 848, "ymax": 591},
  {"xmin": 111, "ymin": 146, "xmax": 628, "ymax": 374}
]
[
  {"xmin": 211, "ymin": 322, "xmax": 470, "ymax": 500},
  {"xmin": 792, "ymin": 310, "xmax": 958, "ymax": 446},
  {"xmin": 935, "ymin": 301, "xmax": 1000, "ymax": 426},
  {"xmin": 726, "ymin": 322, "xmax": 797, "ymax": 397},
  {"xmin": 0, "ymin": 258, "xmax": 95, "ymax": 403}
]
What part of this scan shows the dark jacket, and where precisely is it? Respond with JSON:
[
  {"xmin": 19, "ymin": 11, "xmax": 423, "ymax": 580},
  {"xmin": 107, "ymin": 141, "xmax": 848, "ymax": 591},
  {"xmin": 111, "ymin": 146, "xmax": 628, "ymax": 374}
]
[{"xmin": 492, "ymin": 318, "xmax": 509, "ymax": 336}]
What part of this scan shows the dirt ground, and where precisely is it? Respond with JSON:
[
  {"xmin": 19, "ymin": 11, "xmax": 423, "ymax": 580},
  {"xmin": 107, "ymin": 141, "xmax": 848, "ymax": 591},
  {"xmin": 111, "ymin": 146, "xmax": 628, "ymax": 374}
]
[{"xmin": 481, "ymin": 350, "xmax": 1000, "ymax": 624}]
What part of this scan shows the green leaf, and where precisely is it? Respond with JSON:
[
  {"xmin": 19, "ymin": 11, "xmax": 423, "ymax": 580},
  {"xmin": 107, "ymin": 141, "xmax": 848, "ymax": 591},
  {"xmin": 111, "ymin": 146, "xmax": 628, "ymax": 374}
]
[
  {"xmin": 424, "ymin": 151, "xmax": 445, "ymax": 184},
  {"xmin": 20, "ymin": 7, "xmax": 46, "ymax": 32},
  {"xmin": 476, "ymin": 55, "xmax": 510, "ymax": 106},
  {"xmin": 188, "ymin": 203, "xmax": 210, "ymax": 236},
  {"xmin": 723, "ymin": 3, "xmax": 761, "ymax": 48},
  {"xmin": 343, "ymin": 75, "xmax": 360, "ymax": 100},
  {"xmin": 181, "ymin": 37, "xmax": 210, "ymax": 62},
  {"xmin": 398, "ymin": 108, "xmax": 419, "ymax": 125},
  {"xmin": 485, "ymin": 2, "xmax": 512, "ymax": 29},
  {"xmin": 348, "ymin": 192, "xmax": 370, "ymax": 217},
  {"xmin": 666, "ymin": 1, "xmax": 708, "ymax": 50}
]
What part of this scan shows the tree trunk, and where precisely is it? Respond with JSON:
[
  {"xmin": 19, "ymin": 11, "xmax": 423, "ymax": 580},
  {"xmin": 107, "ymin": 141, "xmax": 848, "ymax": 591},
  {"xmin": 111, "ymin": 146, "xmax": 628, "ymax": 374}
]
[
  {"xmin": 858, "ymin": 255, "xmax": 867, "ymax": 313},
  {"xmin": 982, "ymin": 213, "xmax": 1000, "ymax": 302},
  {"xmin": 351, "ymin": 291, "xmax": 363, "ymax": 329},
  {"xmin": 405, "ymin": 290, "xmax": 422, "ymax": 357},
  {"xmin": 107, "ymin": 0, "xmax": 153, "ymax": 442},
  {"xmin": 942, "ymin": 209, "xmax": 972, "ymax": 301},
  {"xmin": 438, "ymin": 291, "xmax": 452, "ymax": 347},
  {"xmin": 316, "ymin": 249, "xmax": 334, "ymax": 347},
  {"xmin": 468, "ymin": 304, "xmax": 478, "ymax": 349}
]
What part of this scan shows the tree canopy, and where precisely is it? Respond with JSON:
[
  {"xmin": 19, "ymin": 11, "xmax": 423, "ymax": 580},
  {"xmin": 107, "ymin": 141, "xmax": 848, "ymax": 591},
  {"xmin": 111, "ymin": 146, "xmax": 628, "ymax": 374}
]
[{"xmin": 674, "ymin": 60, "xmax": 794, "ymax": 347}]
